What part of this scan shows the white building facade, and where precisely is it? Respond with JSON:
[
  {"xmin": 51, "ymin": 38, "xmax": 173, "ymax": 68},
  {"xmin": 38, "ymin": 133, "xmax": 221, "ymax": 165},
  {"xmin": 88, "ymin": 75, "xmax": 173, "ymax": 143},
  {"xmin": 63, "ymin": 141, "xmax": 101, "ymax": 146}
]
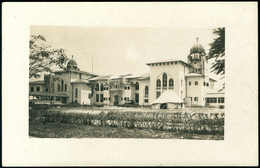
[{"xmin": 29, "ymin": 40, "xmax": 225, "ymax": 108}]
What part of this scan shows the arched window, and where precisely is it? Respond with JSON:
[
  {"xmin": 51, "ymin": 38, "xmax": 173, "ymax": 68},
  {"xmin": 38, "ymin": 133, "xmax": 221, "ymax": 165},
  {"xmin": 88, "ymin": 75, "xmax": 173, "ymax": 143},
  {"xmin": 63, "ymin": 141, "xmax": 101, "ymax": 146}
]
[
  {"xmin": 135, "ymin": 82, "xmax": 139, "ymax": 90},
  {"xmin": 169, "ymin": 79, "xmax": 174, "ymax": 89},
  {"xmin": 156, "ymin": 79, "xmax": 161, "ymax": 89},
  {"xmin": 162, "ymin": 73, "xmax": 167, "ymax": 88},
  {"xmin": 145, "ymin": 86, "xmax": 149, "ymax": 97},
  {"xmin": 96, "ymin": 83, "xmax": 99, "ymax": 91}
]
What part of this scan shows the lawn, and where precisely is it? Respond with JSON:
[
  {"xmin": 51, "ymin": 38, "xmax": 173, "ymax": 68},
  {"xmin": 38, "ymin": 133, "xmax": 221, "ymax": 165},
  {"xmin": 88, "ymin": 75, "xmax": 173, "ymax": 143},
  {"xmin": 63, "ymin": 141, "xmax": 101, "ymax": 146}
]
[
  {"xmin": 29, "ymin": 120, "xmax": 224, "ymax": 140},
  {"xmin": 29, "ymin": 105, "xmax": 224, "ymax": 140}
]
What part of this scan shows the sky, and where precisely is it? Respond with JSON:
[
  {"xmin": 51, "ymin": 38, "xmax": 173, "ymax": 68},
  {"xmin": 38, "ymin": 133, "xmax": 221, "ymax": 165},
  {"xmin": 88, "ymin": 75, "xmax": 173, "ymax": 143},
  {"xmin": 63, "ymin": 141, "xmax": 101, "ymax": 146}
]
[{"xmin": 31, "ymin": 26, "xmax": 220, "ymax": 79}]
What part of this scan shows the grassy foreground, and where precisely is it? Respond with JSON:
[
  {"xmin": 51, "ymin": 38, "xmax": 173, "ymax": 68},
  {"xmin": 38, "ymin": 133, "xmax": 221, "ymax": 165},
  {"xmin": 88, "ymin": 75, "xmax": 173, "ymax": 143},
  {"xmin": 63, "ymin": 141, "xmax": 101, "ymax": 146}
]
[{"xmin": 29, "ymin": 120, "xmax": 224, "ymax": 140}]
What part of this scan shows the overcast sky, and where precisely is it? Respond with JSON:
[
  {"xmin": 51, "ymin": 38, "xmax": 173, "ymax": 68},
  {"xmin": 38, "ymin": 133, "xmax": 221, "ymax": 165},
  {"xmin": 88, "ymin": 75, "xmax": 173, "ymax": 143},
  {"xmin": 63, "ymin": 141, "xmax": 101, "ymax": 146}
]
[{"xmin": 31, "ymin": 26, "xmax": 217, "ymax": 77}]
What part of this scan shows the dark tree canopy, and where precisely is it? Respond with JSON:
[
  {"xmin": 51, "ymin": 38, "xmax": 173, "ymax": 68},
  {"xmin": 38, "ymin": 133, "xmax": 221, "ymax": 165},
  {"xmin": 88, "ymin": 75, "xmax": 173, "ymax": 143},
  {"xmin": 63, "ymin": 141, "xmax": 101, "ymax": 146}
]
[
  {"xmin": 29, "ymin": 34, "xmax": 69, "ymax": 79},
  {"xmin": 208, "ymin": 28, "xmax": 225, "ymax": 75}
]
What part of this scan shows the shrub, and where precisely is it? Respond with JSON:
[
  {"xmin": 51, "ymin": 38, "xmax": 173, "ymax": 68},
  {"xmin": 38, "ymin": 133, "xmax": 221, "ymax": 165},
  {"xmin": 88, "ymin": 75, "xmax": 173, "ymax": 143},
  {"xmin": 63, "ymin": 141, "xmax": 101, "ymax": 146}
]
[{"xmin": 29, "ymin": 109, "xmax": 224, "ymax": 135}]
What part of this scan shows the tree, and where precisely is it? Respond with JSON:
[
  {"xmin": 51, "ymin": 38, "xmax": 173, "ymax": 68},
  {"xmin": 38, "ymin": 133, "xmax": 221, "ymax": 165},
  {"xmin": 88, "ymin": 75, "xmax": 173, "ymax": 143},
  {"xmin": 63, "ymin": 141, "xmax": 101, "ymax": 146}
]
[
  {"xmin": 208, "ymin": 28, "xmax": 225, "ymax": 76},
  {"xmin": 208, "ymin": 28, "xmax": 225, "ymax": 91},
  {"xmin": 29, "ymin": 34, "xmax": 69, "ymax": 79}
]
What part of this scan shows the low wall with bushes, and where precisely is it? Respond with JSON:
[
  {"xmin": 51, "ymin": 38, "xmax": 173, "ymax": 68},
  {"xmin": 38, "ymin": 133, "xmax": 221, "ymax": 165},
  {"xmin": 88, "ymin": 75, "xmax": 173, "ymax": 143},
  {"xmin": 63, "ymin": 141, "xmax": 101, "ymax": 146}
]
[{"xmin": 30, "ymin": 110, "xmax": 224, "ymax": 134}]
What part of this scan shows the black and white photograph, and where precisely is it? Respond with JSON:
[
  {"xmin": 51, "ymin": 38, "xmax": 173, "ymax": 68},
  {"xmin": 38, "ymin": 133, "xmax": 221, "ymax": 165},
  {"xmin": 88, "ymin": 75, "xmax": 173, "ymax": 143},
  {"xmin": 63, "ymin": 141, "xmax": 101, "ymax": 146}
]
[
  {"xmin": 29, "ymin": 26, "xmax": 225, "ymax": 140},
  {"xmin": 2, "ymin": 2, "xmax": 258, "ymax": 166}
]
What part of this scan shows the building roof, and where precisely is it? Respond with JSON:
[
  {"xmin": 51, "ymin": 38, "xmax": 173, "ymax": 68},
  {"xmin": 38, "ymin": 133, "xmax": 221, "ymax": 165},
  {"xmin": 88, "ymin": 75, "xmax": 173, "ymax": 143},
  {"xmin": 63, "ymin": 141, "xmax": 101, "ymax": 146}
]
[
  {"xmin": 71, "ymin": 79, "xmax": 90, "ymax": 84},
  {"xmin": 152, "ymin": 91, "xmax": 183, "ymax": 104},
  {"xmin": 54, "ymin": 70, "xmax": 98, "ymax": 76},
  {"xmin": 88, "ymin": 73, "xmax": 150, "ymax": 81},
  {"xmin": 185, "ymin": 73, "xmax": 204, "ymax": 77},
  {"xmin": 146, "ymin": 59, "xmax": 191, "ymax": 67},
  {"xmin": 207, "ymin": 88, "xmax": 225, "ymax": 94},
  {"xmin": 109, "ymin": 74, "xmax": 132, "ymax": 80},
  {"xmin": 29, "ymin": 80, "xmax": 45, "ymax": 85},
  {"xmin": 137, "ymin": 73, "xmax": 150, "ymax": 80},
  {"xmin": 29, "ymin": 92, "xmax": 69, "ymax": 97},
  {"xmin": 88, "ymin": 75, "xmax": 112, "ymax": 81},
  {"xmin": 124, "ymin": 74, "xmax": 140, "ymax": 79},
  {"xmin": 209, "ymin": 77, "xmax": 217, "ymax": 81}
]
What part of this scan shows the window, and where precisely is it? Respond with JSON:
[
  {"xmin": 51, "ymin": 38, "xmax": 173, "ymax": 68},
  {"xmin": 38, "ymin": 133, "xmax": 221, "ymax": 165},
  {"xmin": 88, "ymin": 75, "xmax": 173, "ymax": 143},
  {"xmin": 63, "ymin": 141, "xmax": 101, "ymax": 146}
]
[
  {"xmin": 61, "ymin": 80, "xmax": 64, "ymax": 91},
  {"xmin": 96, "ymin": 94, "xmax": 99, "ymax": 102},
  {"xmin": 162, "ymin": 73, "xmax": 167, "ymax": 88},
  {"xmin": 75, "ymin": 88, "xmax": 78, "ymax": 98},
  {"xmin": 124, "ymin": 97, "xmax": 126, "ymax": 101},
  {"xmin": 88, "ymin": 93, "xmax": 92, "ymax": 98},
  {"xmin": 189, "ymin": 81, "xmax": 191, "ymax": 86},
  {"xmin": 100, "ymin": 83, "xmax": 104, "ymax": 91},
  {"xmin": 206, "ymin": 82, "xmax": 209, "ymax": 87},
  {"xmin": 144, "ymin": 99, "xmax": 149, "ymax": 103},
  {"xmin": 96, "ymin": 83, "xmax": 99, "ymax": 91},
  {"xmin": 100, "ymin": 94, "xmax": 104, "ymax": 102},
  {"xmin": 206, "ymin": 97, "xmax": 217, "ymax": 103},
  {"xmin": 218, "ymin": 97, "xmax": 224, "ymax": 103},
  {"xmin": 156, "ymin": 79, "xmax": 161, "ymax": 89},
  {"xmin": 169, "ymin": 79, "xmax": 174, "ymax": 89},
  {"xmin": 65, "ymin": 84, "xmax": 67, "ymax": 91},
  {"xmin": 36, "ymin": 86, "xmax": 40, "ymax": 92},
  {"xmin": 203, "ymin": 82, "xmax": 206, "ymax": 86},
  {"xmin": 135, "ymin": 82, "xmax": 139, "ymax": 90},
  {"xmin": 45, "ymin": 88, "xmax": 48, "ymax": 92},
  {"xmin": 156, "ymin": 91, "xmax": 161, "ymax": 98},
  {"xmin": 79, "ymin": 74, "xmax": 82, "ymax": 79},
  {"xmin": 57, "ymin": 84, "xmax": 60, "ymax": 92},
  {"xmin": 145, "ymin": 86, "xmax": 149, "ymax": 97},
  {"xmin": 124, "ymin": 86, "xmax": 127, "ymax": 90},
  {"xmin": 194, "ymin": 97, "xmax": 198, "ymax": 101},
  {"xmin": 128, "ymin": 86, "xmax": 130, "ymax": 90},
  {"xmin": 135, "ymin": 93, "xmax": 139, "ymax": 103},
  {"xmin": 30, "ymin": 87, "xmax": 34, "ymax": 92},
  {"xmin": 195, "ymin": 81, "xmax": 198, "ymax": 86}
]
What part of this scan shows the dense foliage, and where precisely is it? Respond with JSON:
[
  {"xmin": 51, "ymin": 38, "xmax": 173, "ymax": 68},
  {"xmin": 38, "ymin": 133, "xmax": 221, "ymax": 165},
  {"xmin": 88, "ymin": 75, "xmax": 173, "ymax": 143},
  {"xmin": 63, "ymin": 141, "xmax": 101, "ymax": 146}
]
[
  {"xmin": 208, "ymin": 28, "xmax": 225, "ymax": 76},
  {"xmin": 29, "ymin": 34, "xmax": 69, "ymax": 79}
]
